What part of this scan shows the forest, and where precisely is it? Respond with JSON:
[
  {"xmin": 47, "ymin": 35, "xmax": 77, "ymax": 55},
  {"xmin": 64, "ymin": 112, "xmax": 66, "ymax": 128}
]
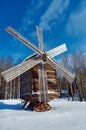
[{"xmin": 0, "ymin": 51, "xmax": 86, "ymax": 101}]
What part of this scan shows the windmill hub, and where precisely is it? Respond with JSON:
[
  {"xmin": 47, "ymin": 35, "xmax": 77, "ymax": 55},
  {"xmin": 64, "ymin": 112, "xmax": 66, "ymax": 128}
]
[{"xmin": 41, "ymin": 53, "xmax": 48, "ymax": 62}]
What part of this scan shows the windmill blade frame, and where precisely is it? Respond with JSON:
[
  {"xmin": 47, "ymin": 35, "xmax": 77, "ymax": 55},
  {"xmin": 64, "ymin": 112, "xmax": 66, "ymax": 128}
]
[
  {"xmin": 1, "ymin": 55, "xmax": 41, "ymax": 82},
  {"xmin": 46, "ymin": 56, "xmax": 75, "ymax": 83},
  {"xmin": 5, "ymin": 26, "xmax": 43, "ymax": 55},
  {"xmin": 37, "ymin": 26, "xmax": 44, "ymax": 53},
  {"xmin": 47, "ymin": 43, "xmax": 67, "ymax": 58}
]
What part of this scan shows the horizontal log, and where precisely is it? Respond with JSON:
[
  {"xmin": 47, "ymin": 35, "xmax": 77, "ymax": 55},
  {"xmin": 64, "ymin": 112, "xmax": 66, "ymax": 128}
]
[
  {"xmin": 48, "ymin": 93, "xmax": 60, "ymax": 100},
  {"xmin": 47, "ymin": 75, "xmax": 57, "ymax": 79},
  {"xmin": 46, "ymin": 71, "xmax": 56, "ymax": 75},
  {"xmin": 47, "ymin": 79, "xmax": 57, "ymax": 84}
]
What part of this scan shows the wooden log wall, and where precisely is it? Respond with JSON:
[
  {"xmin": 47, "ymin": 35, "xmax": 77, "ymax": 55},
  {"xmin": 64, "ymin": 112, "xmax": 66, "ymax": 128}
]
[{"xmin": 20, "ymin": 63, "xmax": 60, "ymax": 102}]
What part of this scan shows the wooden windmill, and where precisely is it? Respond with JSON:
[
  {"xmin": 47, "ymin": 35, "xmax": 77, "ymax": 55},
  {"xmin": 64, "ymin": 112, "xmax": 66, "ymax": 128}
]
[{"xmin": 1, "ymin": 26, "xmax": 75, "ymax": 111}]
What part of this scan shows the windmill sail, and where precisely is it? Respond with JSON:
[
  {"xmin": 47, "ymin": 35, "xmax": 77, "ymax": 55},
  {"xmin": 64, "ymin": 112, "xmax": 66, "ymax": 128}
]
[
  {"xmin": 37, "ymin": 26, "xmax": 44, "ymax": 53},
  {"xmin": 5, "ymin": 26, "xmax": 43, "ymax": 55},
  {"xmin": 47, "ymin": 56, "xmax": 75, "ymax": 83},
  {"xmin": 47, "ymin": 43, "xmax": 67, "ymax": 58},
  {"xmin": 1, "ymin": 55, "xmax": 41, "ymax": 82}
]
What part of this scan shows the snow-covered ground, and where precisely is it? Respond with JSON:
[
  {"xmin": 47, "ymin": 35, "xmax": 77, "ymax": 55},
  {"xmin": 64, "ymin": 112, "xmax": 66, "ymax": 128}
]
[{"xmin": 0, "ymin": 99, "xmax": 86, "ymax": 130}]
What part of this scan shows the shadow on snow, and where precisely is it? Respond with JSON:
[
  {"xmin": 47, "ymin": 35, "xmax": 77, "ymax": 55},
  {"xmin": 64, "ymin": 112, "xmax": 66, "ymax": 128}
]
[{"xmin": 0, "ymin": 102, "xmax": 23, "ymax": 111}]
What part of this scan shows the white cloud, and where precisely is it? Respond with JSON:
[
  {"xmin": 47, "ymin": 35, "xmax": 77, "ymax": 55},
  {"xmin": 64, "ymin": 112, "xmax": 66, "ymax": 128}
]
[
  {"xmin": 66, "ymin": 1, "xmax": 86, "ymax": 36},
  {"xmin": 20, "ymin": 0, "xmax": 44, "ymax": 32},
  {"xmin": 40, "ymin": 0, "xmax": 69, "ymax": 31},
  {"xmin": 31, "ymin": 0, "xmax": 44, "ymax": 10},
  {"xmin": 65, "ymin": 1, "xmax": 86, "ymax": 56},
  {"xmin": 20, "ymin": 7, "xmax": 34, "ymax": 32}
]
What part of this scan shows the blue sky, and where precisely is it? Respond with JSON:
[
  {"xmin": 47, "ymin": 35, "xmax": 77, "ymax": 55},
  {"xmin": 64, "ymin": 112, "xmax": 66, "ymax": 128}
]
[{"xmin": 0, "ymin": 0, "xmax": 86, "ymax": 62}]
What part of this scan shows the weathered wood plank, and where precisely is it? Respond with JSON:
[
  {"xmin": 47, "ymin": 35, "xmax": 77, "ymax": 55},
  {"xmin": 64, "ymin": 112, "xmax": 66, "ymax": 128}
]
[{"xmin": 2, "ymin": 56, "xmax": 41, "ymax": 82}]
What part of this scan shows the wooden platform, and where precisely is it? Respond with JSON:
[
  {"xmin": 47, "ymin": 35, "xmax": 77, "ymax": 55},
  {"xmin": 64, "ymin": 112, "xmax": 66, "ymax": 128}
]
[{"xmin": 23, "ymin": 101, "xmax": 52, "ymax": 112}]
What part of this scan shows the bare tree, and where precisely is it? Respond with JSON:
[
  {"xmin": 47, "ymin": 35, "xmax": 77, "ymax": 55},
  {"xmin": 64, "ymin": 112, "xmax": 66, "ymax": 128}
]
[{"xmin": 0, "ymin": 57, "xmax": 6, "ymax": 99}]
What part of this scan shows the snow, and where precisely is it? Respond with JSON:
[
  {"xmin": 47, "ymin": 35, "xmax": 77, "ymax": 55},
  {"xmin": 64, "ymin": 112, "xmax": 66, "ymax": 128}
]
[{"xmin": 0, "ymin": 99, "xmax": 86, "ymax": 130}]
